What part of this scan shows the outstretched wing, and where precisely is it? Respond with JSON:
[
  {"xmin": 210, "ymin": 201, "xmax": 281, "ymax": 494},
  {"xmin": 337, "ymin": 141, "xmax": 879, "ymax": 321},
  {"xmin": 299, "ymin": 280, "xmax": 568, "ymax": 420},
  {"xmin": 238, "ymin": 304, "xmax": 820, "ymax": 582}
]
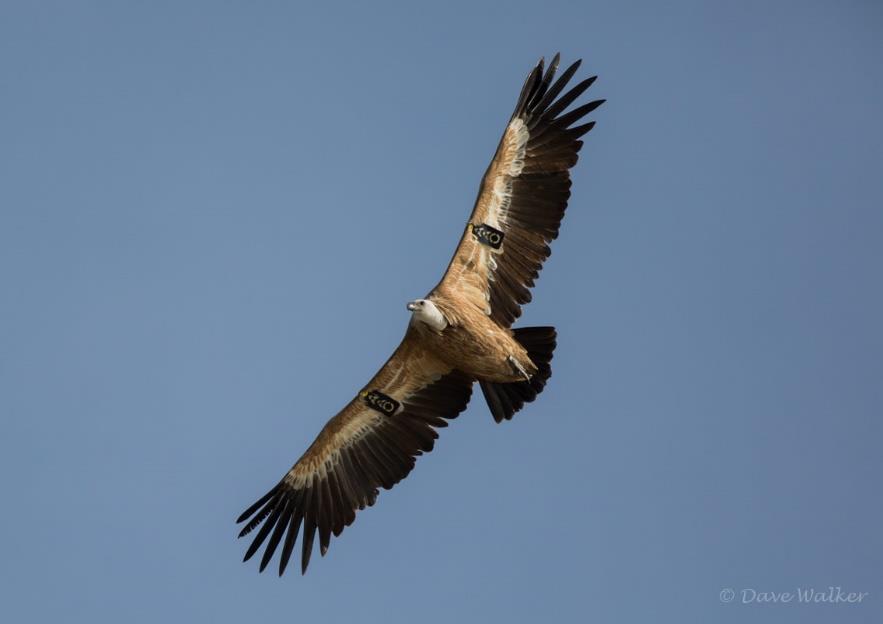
[
  {"xmin": 236, "ymin": 329, "xmax": 473, "ymax": 575},
  {"xmin": 434, "ymin": 54, "xmax": 603, "ymax": 327}
]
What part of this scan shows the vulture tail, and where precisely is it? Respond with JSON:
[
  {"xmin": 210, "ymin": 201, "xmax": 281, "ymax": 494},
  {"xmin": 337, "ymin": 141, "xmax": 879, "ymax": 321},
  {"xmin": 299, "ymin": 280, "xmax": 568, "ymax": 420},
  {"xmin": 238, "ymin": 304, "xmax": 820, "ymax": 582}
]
[{"xmin": 480, "ymin": 326, "xmax": 557, "ymax": 423}]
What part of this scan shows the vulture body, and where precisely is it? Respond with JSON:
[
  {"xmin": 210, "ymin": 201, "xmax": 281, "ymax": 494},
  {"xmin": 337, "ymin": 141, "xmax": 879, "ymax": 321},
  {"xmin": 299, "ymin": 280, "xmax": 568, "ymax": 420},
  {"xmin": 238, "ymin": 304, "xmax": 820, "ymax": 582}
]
[{"xmin": 237, "ymin": 54, "xmax": 604, "ymax": 575}]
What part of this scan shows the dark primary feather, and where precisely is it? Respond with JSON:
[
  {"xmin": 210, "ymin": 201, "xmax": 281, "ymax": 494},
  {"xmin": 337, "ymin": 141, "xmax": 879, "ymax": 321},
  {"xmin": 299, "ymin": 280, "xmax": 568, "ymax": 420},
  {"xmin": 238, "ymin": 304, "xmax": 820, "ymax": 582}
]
[
  {"xmin": 525, "ymin": 53, "xmax": 559, "ymax": 112},
  {"xmin": 237, "ymin": 371, "xmax": 473, "ymax": 575}
]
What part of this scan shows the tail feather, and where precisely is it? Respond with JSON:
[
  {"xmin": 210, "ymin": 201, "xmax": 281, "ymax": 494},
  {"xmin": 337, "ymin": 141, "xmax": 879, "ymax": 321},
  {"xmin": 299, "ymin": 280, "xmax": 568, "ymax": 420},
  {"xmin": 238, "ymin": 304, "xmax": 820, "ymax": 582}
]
[{"xmin": 480, "ymin": 326, "xmax": 556, "ymax": 423}]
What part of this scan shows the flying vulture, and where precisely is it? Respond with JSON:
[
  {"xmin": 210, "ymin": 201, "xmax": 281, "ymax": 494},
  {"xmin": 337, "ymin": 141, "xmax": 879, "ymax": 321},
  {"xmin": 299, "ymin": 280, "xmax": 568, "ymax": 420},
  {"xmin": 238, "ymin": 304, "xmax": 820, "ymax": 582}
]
[{"xmin": 237, "ymin": 53, "xmax": 604, "ymax": 575}]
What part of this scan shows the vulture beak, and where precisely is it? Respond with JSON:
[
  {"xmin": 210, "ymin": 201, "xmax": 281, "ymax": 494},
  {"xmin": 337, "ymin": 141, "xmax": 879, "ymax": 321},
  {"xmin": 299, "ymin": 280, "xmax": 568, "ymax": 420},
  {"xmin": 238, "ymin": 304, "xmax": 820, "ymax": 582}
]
[{"xmin": 407, "ymin": 301, "xmax": 419, "ymax": 312}]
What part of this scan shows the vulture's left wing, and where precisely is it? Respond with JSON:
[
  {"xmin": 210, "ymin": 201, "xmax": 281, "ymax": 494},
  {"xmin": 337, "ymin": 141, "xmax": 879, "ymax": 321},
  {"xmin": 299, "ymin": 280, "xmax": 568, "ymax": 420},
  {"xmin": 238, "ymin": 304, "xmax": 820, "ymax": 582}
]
[
  {"xmin": 236, "ymin": 329, "xmax": 472, "ymax": 575},
  {"xmin": 434, "ymin": 54, "xmax": 603, "ymax": 327}
]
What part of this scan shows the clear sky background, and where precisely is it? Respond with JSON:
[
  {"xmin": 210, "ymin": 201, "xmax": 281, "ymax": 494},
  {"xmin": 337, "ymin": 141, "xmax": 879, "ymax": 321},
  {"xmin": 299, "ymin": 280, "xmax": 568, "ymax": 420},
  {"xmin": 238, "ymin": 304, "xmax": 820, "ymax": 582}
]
[{"xmin": 1, "ymin": 1, "xmax": 881, "ymax": 622}]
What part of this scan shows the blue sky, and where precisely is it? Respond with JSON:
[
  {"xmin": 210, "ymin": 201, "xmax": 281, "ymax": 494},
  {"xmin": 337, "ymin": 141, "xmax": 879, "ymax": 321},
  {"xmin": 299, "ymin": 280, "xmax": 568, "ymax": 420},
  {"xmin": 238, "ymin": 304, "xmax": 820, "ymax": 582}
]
[{"xmin": 1, "ymin": 1, "xmax": 881, "ymax": 622}]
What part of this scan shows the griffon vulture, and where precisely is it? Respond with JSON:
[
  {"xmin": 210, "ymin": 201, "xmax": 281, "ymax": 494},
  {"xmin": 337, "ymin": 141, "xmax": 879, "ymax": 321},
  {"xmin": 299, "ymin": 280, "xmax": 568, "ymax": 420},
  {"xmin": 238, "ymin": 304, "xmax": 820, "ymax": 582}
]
[{"xmin": 237, "ymin": 53, "xmax": 604, "ymax": 575}]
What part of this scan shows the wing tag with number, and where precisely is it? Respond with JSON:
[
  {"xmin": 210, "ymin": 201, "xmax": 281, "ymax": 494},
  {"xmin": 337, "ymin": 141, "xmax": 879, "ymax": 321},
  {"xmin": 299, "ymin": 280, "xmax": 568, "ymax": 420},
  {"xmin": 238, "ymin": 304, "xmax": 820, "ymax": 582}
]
[
  {"xmin": 361, "ymin": 390, "xmax": 400, "ymax": 416},
  {"xmin": 471, "ymin": 223, "xmax": 505, "ymax": 250}
]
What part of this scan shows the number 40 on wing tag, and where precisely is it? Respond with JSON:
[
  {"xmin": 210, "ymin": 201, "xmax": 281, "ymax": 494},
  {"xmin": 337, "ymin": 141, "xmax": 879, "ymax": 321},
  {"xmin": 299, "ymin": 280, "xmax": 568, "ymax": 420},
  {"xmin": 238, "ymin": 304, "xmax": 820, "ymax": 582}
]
[
  {"xmin": 471, "ymin": 223, "xmax": 505, "ymax": 250},
  {"xmin": 361, "ymin": 390, "xmax": 400, "ymax": 416}
]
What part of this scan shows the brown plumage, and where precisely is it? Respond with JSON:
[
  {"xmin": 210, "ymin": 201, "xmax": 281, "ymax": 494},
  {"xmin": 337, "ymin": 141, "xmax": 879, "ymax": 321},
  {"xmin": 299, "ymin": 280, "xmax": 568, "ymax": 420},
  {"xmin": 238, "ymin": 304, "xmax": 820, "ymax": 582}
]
[{"xmin": 237, "ymin": 53, "xmax": 604, "ymax": 575}]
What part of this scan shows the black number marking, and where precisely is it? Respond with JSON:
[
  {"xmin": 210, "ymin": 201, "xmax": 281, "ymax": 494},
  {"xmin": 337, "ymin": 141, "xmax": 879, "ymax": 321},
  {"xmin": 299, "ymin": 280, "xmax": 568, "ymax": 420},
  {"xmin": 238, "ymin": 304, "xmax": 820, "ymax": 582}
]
[
  {"xmin": 471, "ymin": 223, "xmax": 505, "ymax": 250},
  {"xmin": 363, "ymin": 390, "xmax": 400, "ymax": 416}
]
